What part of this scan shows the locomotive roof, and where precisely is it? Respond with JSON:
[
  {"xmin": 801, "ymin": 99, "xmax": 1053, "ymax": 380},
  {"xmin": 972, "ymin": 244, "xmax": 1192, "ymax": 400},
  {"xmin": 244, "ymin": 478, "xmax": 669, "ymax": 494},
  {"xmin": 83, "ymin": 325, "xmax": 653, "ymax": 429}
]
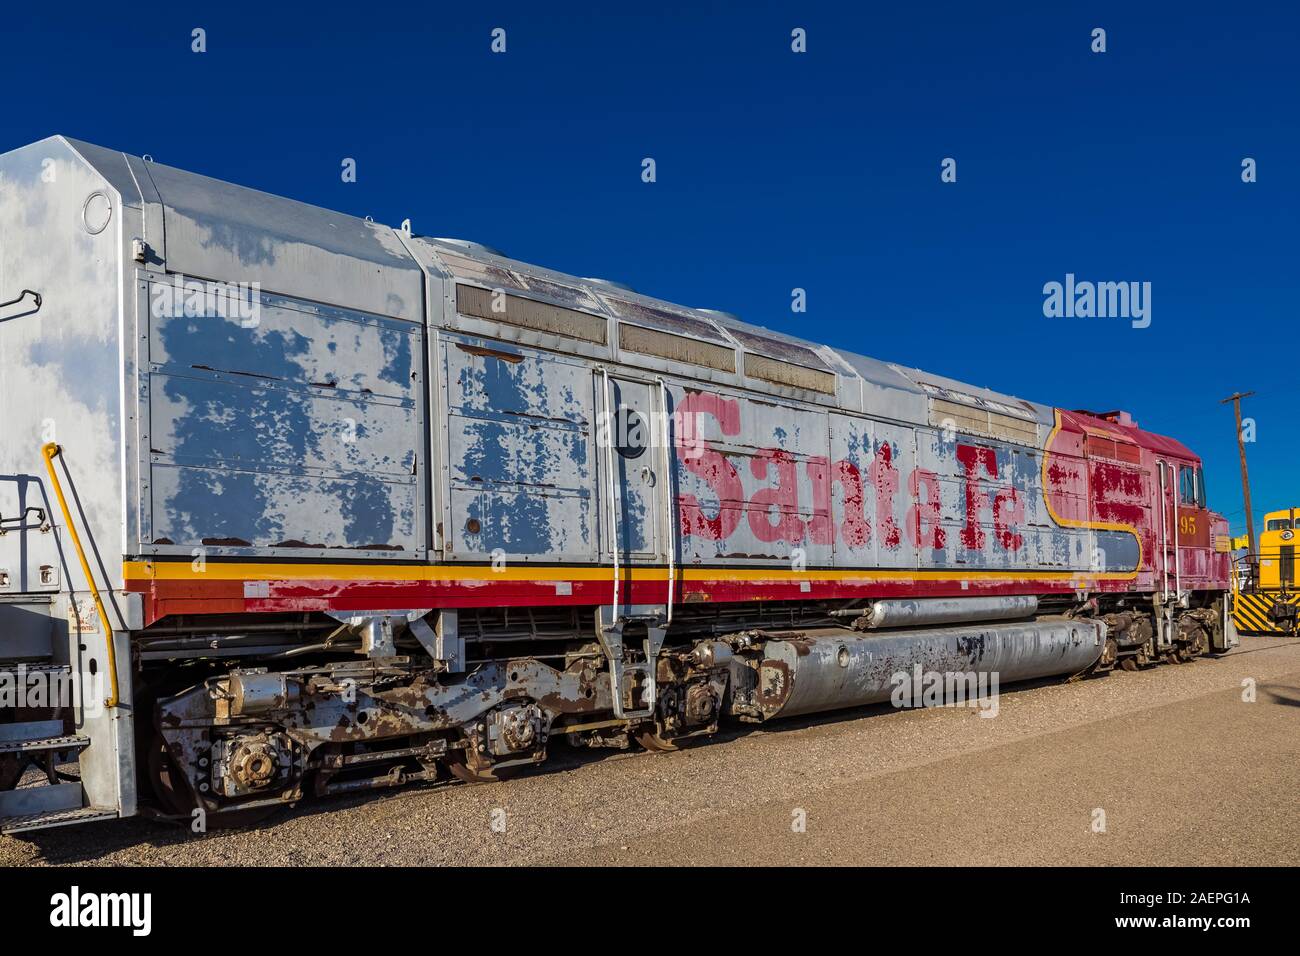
[{"xmin": 23, "ymin": 136, "xmax": 1192, "ymax": 458}]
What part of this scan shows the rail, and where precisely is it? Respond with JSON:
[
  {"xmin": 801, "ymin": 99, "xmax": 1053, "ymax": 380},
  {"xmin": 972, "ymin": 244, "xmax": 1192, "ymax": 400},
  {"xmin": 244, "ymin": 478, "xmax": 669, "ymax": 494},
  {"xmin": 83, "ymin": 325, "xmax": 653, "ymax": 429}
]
[
  {"xmin": 657, "ymin": 377, "xmax": 674, "ymax": 624},
  {"xmin": 1157, "ymin": 460, "xmax": 1169, "ymax": 600},
  {"xmin": 600, "ymin": 369, "xmax": 620, "ymax": 617},
  {"xmin": 1231, "ymin": 552, "xmax": 1293, "ymax": 596},
  {"xmin": 0, "ymin": 288, "xmax": 41, "ymax": 311},
  {"xmin": 40, "ymin": 442, "xmax": 120, "ymax": 708}
]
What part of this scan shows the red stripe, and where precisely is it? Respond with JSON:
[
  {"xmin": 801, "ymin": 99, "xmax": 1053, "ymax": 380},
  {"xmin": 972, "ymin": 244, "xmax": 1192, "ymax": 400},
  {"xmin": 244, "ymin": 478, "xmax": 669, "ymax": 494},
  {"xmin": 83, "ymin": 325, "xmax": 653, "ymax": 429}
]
[{"xmin": 129, "ymin": 572, "xmax": 1160, "ymax": 627}]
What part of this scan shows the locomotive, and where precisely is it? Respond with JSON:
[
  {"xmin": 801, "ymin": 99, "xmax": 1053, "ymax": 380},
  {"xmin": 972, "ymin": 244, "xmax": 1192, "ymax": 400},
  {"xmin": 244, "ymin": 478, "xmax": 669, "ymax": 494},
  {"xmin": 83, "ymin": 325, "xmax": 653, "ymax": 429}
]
[
  {"xmin": 0, "ymin": 137, "xmax": 1237, "ymax": 833},
  {"xmin": 1232, "ymin": 506, "xmax": 1300, "ymax": 635}
]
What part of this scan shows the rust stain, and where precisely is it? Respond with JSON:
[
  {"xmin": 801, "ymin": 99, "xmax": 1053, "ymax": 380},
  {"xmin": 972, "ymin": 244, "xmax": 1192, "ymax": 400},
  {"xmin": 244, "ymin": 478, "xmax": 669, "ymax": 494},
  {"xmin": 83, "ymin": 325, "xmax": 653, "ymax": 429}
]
[
  {"xmin": 456, "ymin": 343, "xmax": 524, "ymax": 364},
  {"xmin": 758, "ymin": 660, "xmax": 791, "ymax": 706}
]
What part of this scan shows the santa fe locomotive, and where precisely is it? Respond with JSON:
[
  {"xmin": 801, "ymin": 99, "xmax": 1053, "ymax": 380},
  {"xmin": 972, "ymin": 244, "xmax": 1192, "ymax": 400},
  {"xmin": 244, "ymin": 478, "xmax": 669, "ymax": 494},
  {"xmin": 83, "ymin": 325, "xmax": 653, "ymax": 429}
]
[{"xmin": 0, "ymin": 137, "xmax": 1238, "ymax": 833}]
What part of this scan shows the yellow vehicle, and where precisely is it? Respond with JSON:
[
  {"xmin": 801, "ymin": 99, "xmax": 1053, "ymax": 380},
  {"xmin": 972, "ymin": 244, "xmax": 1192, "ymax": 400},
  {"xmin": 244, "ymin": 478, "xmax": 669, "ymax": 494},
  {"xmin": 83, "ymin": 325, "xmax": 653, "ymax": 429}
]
[{"xmin": 1232, "ymin": 507, "xmax": 1300, "ymax": 635}]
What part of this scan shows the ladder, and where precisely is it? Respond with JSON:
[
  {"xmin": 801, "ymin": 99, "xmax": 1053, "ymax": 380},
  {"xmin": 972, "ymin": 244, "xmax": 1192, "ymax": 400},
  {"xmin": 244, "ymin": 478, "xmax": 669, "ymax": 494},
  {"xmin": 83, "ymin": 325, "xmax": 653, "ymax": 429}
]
[{"xmin": 0, "ymin": 444, "xmax": 121, "ymax": 834}]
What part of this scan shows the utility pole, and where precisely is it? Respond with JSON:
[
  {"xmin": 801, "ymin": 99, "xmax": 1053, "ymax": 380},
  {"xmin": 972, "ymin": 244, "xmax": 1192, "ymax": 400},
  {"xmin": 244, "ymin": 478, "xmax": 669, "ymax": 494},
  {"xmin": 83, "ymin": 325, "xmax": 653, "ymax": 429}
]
[{"xmin": 1220, "ymin": 391, "xmax": 1257, "ymax": 584}]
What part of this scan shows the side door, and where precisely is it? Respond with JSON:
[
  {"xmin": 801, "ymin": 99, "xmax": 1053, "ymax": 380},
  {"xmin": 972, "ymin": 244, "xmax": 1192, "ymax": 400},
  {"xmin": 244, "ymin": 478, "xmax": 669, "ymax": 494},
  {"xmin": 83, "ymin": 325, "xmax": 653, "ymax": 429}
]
[
  {"xmin": 598, "ymin": 372, "xmax": 662, "ymax": 612},
  {"xmin": 442, "ymin": 337, "xmax": 597, "ymax": 563}
]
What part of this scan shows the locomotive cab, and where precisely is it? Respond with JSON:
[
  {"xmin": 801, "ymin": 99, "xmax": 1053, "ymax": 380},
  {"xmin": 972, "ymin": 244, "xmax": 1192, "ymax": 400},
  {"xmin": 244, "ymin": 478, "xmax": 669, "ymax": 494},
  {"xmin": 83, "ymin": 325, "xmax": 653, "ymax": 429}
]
[{"xmin": 1260, "ymin": 508, "xmax": 1298, "ymax": 590}]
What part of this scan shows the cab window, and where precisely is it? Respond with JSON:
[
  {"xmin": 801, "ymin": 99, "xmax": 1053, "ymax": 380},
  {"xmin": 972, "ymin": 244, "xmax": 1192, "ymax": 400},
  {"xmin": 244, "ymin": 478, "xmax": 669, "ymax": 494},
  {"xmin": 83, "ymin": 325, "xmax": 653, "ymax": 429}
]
[
  {"xmin": 1195, "ymin": 466, "xmax": 1206, "ymax": 508},
  {"xmin": 1266, "ymin": 518, "xmax": 1293, "ymax": 531},
  {"xmin": 1178, "ymin": 465, "xmax": 1197, "ymax": 506}
]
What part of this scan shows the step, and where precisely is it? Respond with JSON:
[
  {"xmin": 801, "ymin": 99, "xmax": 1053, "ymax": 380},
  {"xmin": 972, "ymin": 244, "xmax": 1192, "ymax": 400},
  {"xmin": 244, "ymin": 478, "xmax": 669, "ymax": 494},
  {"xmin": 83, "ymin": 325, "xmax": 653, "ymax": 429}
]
[
  {"xmin": 0, "ymin": 661, "xmax": 70, "ymax": 680},
  {"xmin": 0, "ymin": 665, "xmax": 79, "ymax": 717},
  {"xmin": 0, "ymin": 733, "xmax": 89, "ymax": 755},
  {"xmin": 0, "ymin": 719, "xmax": 65, "ymax": 743},
  {"xmin": 0, "ymin": 780, "xmax": 82, "ymax": 820},
  {"xmin": 1, "ymin": 806, "xmax": 117, "ymax": 836}
]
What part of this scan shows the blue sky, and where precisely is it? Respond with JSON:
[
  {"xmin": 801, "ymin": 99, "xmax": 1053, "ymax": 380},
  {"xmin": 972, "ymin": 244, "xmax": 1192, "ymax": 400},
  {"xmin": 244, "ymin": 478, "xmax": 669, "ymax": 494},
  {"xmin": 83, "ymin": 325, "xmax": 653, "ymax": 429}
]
[{"xmin": 4, "ymin": 1, "xmax": 1295, "ymax": 536}]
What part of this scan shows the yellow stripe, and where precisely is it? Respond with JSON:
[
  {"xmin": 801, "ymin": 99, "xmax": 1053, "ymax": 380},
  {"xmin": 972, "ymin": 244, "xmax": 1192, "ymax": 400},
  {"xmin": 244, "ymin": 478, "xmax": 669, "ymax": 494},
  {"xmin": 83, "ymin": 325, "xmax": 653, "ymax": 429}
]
[
  {"xmin": 1236, "ymin": 597, "xmax": 1265, "ymax": 622},
  {"xmin": 1233, "ymin": 592, "xmax": 1298, "ymax": 634},
  {"xmin": 1041, "ymin": 410, "xmax": 1143, "ymax": 582},
  {"xmin": 1237, "ymin": 615, "xmax": 1278, "ymax": 634},
  {"xmin": 1234, "ymin": 603, "xmax": 1269, "ymax": 632},
  {"xmin": 124, "ymin": 559, "xmax": 1132, "ymax": 586}
]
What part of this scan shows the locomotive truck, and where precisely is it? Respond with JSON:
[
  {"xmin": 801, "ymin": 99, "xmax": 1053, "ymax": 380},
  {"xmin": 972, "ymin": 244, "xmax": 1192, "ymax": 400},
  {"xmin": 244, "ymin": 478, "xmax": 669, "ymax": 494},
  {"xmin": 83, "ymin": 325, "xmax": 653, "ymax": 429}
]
[{"xmin": 0, "ymin": 137, "xmax": 1237, "ymax": 833}]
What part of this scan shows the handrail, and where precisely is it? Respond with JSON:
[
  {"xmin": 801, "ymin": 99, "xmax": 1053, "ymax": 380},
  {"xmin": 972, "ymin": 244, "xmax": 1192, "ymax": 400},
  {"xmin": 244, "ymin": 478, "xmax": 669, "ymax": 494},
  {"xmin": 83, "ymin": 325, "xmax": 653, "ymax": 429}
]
[
  {"xmin": 0, "ymin": 288, "xmax": 41, "ymax": 311},
  {"xmin": 656, "ymin": 377, "xmax": 674, "ymax": 624},
  {"xmin": 40, "ymin": 442, "xmax": 120, "ymax": 708},
  {"xmin": 1234, "ymin": 550, "xmax": 1294, "ymax": 563},
  {"xmin": 1232, "ymin": 552, "xmax": 1294, "ymax": 595},
  {"xmin": 1157, "ymin": 461, "xmax": 1169, "ymax": 601},
  {"xmin": 1173, "ymin": 472, "xmax": 1182, "ymax": 597},
  {"xmin": 601, "ymin": 369, "xmax": 620, "ymax": 618}
]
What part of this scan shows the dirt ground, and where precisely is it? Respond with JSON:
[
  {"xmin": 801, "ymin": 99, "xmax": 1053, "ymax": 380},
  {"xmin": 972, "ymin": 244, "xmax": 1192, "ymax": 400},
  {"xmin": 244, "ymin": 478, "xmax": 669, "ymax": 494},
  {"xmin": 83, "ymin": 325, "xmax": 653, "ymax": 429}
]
[{"xmin": 4, "ymin": 636, "xmax": 1297, "ymax": 867}]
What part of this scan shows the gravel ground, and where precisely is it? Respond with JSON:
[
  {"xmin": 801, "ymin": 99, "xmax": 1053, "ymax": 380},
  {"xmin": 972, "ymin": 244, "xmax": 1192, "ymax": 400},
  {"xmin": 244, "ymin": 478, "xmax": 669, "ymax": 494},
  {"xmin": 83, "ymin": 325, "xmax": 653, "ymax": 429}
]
[{"xmin": 3, "ymin": 636, "xmax": 1298, "ymax": 867}]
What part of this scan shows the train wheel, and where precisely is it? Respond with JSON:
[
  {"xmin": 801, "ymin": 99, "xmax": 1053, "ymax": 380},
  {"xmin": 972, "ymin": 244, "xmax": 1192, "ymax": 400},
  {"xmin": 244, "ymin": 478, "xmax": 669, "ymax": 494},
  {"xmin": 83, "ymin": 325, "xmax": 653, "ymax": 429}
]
[
  {"xmin": 445, "ymin": 748, "xmax": 499, "ymax": 785},
  {"xmin": 147, "ymin": 735, "xmax": 192, "ymax": 817},
  {"xmin": 1119, "ymin": 657, "xmax": 1139, "ymax": 672},
  {"xmin": 1090, "ymin": 638, "xmax": 1119, "ymax": 675},
  {"xmin": 634, "ymin": 729, "xmax": 680, "ymax": 752},
  {"xmin": 148, "ymin": 734, "xmax": 279, "ymax": 828}
]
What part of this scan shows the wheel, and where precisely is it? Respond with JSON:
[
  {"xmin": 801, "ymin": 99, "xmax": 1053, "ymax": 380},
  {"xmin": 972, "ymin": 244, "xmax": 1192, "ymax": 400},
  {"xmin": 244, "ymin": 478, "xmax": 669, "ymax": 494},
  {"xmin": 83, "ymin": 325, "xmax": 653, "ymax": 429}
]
[
  {"xmin": 445, "ymin": 748, "xmax": 499, "ymax": 784},
  {"xmin": 1089, "ymin": 638, "xmax": 1118, "ymax": 676},
  {"xmin": 635, "ymin": 729, "xmax": 680, "ymax": 752},
  {"xmin": 147, "ymin": 734, "xmax": 279, "ymax": 828},
  {"xmin": 147, "ymin": 735, "xmax": 192, "ymax": 816}
]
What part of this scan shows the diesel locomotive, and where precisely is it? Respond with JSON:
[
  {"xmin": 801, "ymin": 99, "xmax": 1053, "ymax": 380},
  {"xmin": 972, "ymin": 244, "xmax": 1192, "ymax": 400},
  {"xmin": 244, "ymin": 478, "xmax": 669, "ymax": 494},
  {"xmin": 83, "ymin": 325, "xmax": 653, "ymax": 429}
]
[
  {"xmin": 0, "ymin": 137, "xmax": 1237, "ymax": 833},
  {"xmin": 1232, "ymin": 506, "xmax": 1300, "ymax": 635}
]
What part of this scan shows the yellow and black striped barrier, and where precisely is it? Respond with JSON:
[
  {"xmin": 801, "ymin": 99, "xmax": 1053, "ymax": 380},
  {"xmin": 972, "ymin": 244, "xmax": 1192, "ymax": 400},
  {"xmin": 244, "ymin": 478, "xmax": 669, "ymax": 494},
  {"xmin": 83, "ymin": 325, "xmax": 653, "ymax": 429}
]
[{"xmin": 1233, "ymin": 590, "xmax": 1300, "ymax": 635}]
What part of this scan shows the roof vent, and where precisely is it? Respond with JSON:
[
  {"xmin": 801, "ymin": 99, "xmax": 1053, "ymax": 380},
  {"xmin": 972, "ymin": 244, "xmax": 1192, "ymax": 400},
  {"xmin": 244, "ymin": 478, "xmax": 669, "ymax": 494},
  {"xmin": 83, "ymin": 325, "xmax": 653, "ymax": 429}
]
[{"xmin": 1077, "ymin": 409, "xmax": 1137, "ymax": 428}]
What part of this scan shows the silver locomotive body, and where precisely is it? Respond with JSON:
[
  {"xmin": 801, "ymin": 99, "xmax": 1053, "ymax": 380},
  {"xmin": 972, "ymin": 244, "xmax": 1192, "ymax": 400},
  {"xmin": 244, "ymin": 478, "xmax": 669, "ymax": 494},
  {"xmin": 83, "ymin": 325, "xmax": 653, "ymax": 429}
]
[{"xmin": 0, "ymin": 138, "xmax": 1231, "ymax": 832}]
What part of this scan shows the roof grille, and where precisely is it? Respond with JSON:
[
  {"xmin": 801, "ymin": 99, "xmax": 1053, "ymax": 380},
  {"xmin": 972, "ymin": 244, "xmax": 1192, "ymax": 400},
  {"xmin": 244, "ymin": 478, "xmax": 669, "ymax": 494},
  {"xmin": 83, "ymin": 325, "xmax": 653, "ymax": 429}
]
[
  {"xmin": 456, "ymin": 284, "xmax": 607, "ymax": 345},
  {"xmin": 744, "ymin": 353, "xmax": 836, "ymax": 394},
  {"xmin": 930, "ymin": 398, "xmax": 1039, "ymax": 445},
  {"xmin": 619, "ymin": 323, "xmax": 735, "ymax": 372},
  {"xmin": 1084, "ymin": 434, "xmax": 1142, "ymax": 464},
  {"xmin": 730, "ymin": 328, "xmax": 834, "ymax": 372}
]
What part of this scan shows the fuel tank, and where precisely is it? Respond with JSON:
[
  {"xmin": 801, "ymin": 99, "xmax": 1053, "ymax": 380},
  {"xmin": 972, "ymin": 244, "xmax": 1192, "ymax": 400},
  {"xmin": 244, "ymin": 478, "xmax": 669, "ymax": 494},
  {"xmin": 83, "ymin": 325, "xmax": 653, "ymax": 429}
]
[{"xmin": 733, "ymin": 617, "xmax": 1106, "ymax": 720}]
